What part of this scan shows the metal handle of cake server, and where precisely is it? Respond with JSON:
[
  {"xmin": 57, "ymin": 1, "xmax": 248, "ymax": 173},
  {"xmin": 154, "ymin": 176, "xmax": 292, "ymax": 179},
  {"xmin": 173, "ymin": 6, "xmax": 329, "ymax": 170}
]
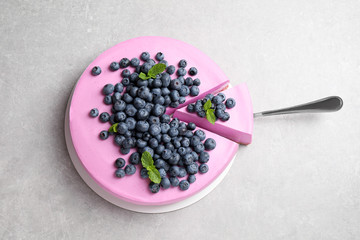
[{"xmin": 253, "ymin": 96, "xmax": 343, "ymax": 118}]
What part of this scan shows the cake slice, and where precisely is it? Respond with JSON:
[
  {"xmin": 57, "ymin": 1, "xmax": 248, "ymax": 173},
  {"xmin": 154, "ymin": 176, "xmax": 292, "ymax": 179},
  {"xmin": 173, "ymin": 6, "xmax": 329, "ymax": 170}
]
[{"xmin": 173, "ymin": 83, "xmax": 253, "ymax": 145}]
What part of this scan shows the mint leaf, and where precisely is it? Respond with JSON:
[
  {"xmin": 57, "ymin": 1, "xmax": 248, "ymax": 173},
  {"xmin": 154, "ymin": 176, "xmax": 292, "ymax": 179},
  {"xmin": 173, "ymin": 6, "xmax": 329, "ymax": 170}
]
[
  {"xmin": 206, "ymin": 109, "xmax": 216, "ymax": 125},
  {"xmin": 108, "ymin": 123, "xmax": 118, "ymax": 133},
  {"xmin": 141, "ymin": 151, "xmax": 153, "ymax": 168},
  {"xmin": 139, "ymin": 72, "xmax": 149, "ymax": 80},
  {"xmin": 203, "ymin": 99, "xmax": 212, "ymax": 111},
  {"xmin": 147, "ymin": 63, "xmax": 166, "ymax": 78},
  {"xmin": 147, "ymin": 165, "xmax": 161, "ymax": 184}
]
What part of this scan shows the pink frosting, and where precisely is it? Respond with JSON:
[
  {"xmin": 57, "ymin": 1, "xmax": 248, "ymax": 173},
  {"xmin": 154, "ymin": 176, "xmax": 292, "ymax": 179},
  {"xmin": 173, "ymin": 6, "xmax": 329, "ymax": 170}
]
[
  {"xmin": 173, "ymin": 84, "xmax": 254, "ymax": 144},
  {"xmin": 69, "ymin": 36, "xmax": 238, "ymax": 205}
]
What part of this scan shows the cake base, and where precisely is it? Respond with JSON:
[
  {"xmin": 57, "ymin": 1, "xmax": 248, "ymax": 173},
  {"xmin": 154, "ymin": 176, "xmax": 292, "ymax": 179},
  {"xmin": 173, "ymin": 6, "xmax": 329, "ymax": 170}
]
[{"xmin": 65, "ymin": 87, "xmax": 237, "ymax": 213}]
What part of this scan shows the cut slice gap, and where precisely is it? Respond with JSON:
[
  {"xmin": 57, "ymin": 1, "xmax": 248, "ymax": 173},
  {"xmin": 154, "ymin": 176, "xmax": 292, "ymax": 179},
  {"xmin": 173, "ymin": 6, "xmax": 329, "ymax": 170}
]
[
  {"xmin": 173, "ymin": 83, "xmax": 253, "ymax": 145},
  {"xmin": 165, "ymin": 80, "xmax": 230, "ymax": 115}
]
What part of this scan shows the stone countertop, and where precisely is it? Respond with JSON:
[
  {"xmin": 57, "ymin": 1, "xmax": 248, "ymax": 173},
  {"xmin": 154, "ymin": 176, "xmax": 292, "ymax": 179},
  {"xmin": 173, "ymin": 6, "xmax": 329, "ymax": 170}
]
[{"xmin": 1, "ymin": 1, "xmax": 359, "ymax": 239}]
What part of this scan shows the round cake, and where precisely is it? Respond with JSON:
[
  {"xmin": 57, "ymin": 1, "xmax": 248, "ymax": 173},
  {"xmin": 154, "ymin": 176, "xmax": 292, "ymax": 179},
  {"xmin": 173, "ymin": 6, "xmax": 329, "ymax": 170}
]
[{"xmin": 65, "ymin": 36, "xmax": 245, "ymax": 213}]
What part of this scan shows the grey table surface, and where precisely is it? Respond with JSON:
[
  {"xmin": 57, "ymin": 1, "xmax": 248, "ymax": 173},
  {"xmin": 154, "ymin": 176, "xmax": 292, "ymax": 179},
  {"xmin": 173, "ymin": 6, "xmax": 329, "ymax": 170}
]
[{"xmin": 1, "ymin": 1, "xmax": 359, "ymax": 239}]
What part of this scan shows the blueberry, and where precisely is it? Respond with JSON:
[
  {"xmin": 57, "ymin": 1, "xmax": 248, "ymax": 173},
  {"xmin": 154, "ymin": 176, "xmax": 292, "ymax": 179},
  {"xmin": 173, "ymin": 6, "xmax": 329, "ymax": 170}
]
[
  {"xmin": 113, "ymin": 100, "xmax": 126, "ymax": 112},
  {"xmin": 140, "ymin": 168, "xmax": 149, "ymax": 179},
  {"xmin": 99, "ymin": 112, "xmax": 110, "ymax": 122},
  {"xmin": 120, "ymin": 147, "xmax": 130, "ymax": 155},
  {"xmin": 129, "ymin": 87, "xmax": 139, "ymax": 98},
  {"xmin": 168, "ymin": 127, "xmax": 179, "ymax": 137},
  {"xmin": 140, "ymin": 52, "xmax": 150, "ymax": 61},
  {"xmin": 178, "ymin": 147, "xmax": 187, "ymax": 156},
  {"xmin": 122, "ymin": 138, "xmax": 133, "ymax": 149},
  {"xmin": 130, "ymin": 73, "xmax": 139, "ymax": 82},
  {"xmin": 188, "ymin": 67, "xmax": 198, "ymax": 76},
  {"xmin": 160, "ymin": 177, "xmax": 171, "ymax": 189},
  {"xmin": 204, "ymin": 138, "xmax": 216, "ymax": 150},
  {"xmin": 136, "ymin": 121, "xmax": 149, "ymax": 132},
  {"xmin": 119, "ymin": 58, "xmax": 130, "ymax": 68},
  {"xmin": 121, "ymin": 69, "xmax": 131, "ymax": 78},
  {"xmin": 197, "ymin": 110, "xmax": 206, "ymax": 118},
  {"xmin": 137, "ymin": 86, "xmax": 151, "ymax": 99},
  {"xmin": 148, "ymin": 138, "xmax": 159, "ymax": 148},
  {"xmin": 141, "ymin": 62, "xmax": 152, "ymax": 74},
  {"xmin": 133, "ymin": 97, "xmax": 145, "ymax": 109},
  {"xmin": 110, "ymin": 93, "xmax": 121, "ymax": 104},
  {"xmin": 177, "ymin": 68, "xmax": 186, "ymax": 77},
  {"xmin": 125, "ymin": 117, "xmax": 136, "ymax": 130},
  {"xmin": 220, "ymin": 112, "xmax": 230, "ymax": 121},
  {"xmin": 155, "ymin": 159, "xmax": 166, "ymax": 169},
  {"xmin": 215, "ymin": 109, "xmax": 225, "ymax": 119},
  {"xmin": 149, "ymin": 182, "xmax": 160, "ymax": 193},
  {"xmin": 184, "ymin": 153, "xmax": 194, "ymax": 166},
  {"xmin": 188, "ymin": 174, "xmax": 196, "ymax": 184},
  {"xmin": 179, "ymin": 180, "xmax": 190, "ymax": 191},
  {"xmin": 179, "ymin": 85, "xmax": 190, "ymax": 96},
  {"xmin": 186, "ymin": 104, "xmax": 195, "ymax": 113},
  {"xmin": 121, "ymin": 77, "xmax": 130, "ymax": 86},
  {"xmin": 199, "ymin": 163, "xmax": 209, "ymax": 173},
  {"xmin": 190, "ymin": 136, "xmax": 201, "ymax": 147},
  {"xmin": 112, "ymin": 84, "xmax": 123, "ymax": 94},
  {"xmin": 178, "ymin": 59, "xmax": 187, "ymax": 68},
  {"xmin": 153, "ymin": 96, "xmax": 165, "ymax": 105},
  {"xmin": 152, "ymin": 104, "xmax": 165, "ymax": 117},
  {"xmin": 169, "ymin": 101, "xmax": 179, "ymax": 108},
  {"xmin": 184, "ymin": 130, "xmax": 193, "ymax": 138},
  {"xmin": 152, "ymin": 77, "xmax": 163, "ymax": 88},
  {"xmin": 161, "ymin": 149, "xmax": 172, "ymax": 160},
  {"xmin": 115, "ymin": 158, "xmax": 126, "ymax": 168},
  {"xmin": 110, "ymin": 62, "xmax": 120, "ymax": 71},
  {"xmin": 149, "ymin": 124, "xmax": 161, "ymax": 136},
  {"xmin": 160, "ymin": 123, "xmax": 170, "ymax": 133},
  {"xmin": 144, "ymin": 103, "xmax": 154, "ymax": 113},
  {"xmin": 178, "ymin": 168, "xmax": 187, "ymax": 178},
  {"xmin": 170, "ymin": 176, "xmax": 180, "ymax": 187},
  {"xmin": 146, "ymin": 59, "xmax": 156, "ymax": 67},
  {"xmin": 181, "ymin": 138, "xmax": 190, "ymax": 147},
  {"xmin": 158, "ymin": 168, "xmax": 167, "ymax": 178},
  {"xmin": 129, "ymin": 152, "xmax": 140, "ymax": 165},
  {"xmin": 217, "ymin": 103, "xmax": 226, "ymax": 111},
  {"xmin": 136, "ymin": 108, "xmax": 149, "ymax": 120},
  {"xmin": 160, "ymin": 114, "xmax": 170, "ymax": 123},
  {"xmin": 142, "ymin": 132, "xmax": 151, "ymax": 141},
  {"xmin": 114, "ymin": 135, "xmax": 125, "ymax": 146},
  {"xmin": 159, "ymin": 60, "xmax": 168, "ymax": 67},
  {"xmin": 199, "ymin": 152, "xmax": 209, "ymax": 163},
  {"xmin": 225, "ymin": 98, "xmax": 236, "ymax": 109},
  {"xmin": 115, "ymin": 168, "xmax": 125, "ymax": 178},
  {"xmin": 169, "ymin": 91, "xmax": 180, "ymax": 102},
  {"xmin": 155, "ymin": 52, "xmax": 164, "ymax": 61},
  {"xmin": 166, "ymin": 65, "xmax": 175, "ymax": 75},
  {"xmin": 191, "ymin": 151, "xmax": 199, "ymax": 162},
  {"xmin": 125, "ymin": 104, "xmax": 137, "ymax": 117},
  {"xmin": 136, "ymin": 79, "xmax": 148, "ymax": 88},
  {"xmin": 185, "ymin": 77, "xmax": 193, "ymax": 86},
  {"xmin": 169, "ymin": 153, "xmax": 180, "ymax": 165},
  {"xmin": 130, "ymin": 57, "xmax": 140, "ymax": 67},
  {"xmin": 140, "ymin": 146, "xmax": 154, "ymax": 157},
  {"xmin": 135, "ymin": 65, "xmax": 141, "ymax": 73},
  {"xmin": 169, "ymin": 80, "xmax": 181, "ymax": 91},
  {"xmin": 136, "ymin": 139, "xmax": 147, "ymax": 148},
  {"xmin": 194, "ymin": 143, "xmax": 205, "ymax": 153},
  {"xmin": 160, "ymin": 73, "xmax": 171, "ymax": 87},
  {"xmin": 217, "ymin": 92, "xmax": 226, "ymax": 102},
  {"xmin": 187, "ymin": 122, "xmax": 196, "ymax": 130},
  {"xmin": 91, "ymin": 66, "xmax": 101, "ymax": 76},
  {"xmin": 179, "ymin": 97, "xmax": 186, "ymax": 104},
  {"xmin": 148, "ymin": 116, "xmax": 160, "ymax": 125},
  {"xmin": 190, "ymin": 86, "xmax": 200, "ymax": 96},
  {"xmin": 99, "ymin": 131, "xmax": 109, "ymax": 140},
  {"xmin": 90, "ymin": 108, "xmax": 99, "ymax": 117},
  {"xmin": 155, "ymin": 145, "xmax": 165, "ymax": 155},
  {"xmin": 102, "ymin": 84, "xmax": 114, "ymax": 95},
  {"xmin": 170, "ymin": 118, "xmax": 179, "ymax": 128},
  {"xmin": 115, "ymin": 112, "xmax": 126, "ymax": 122},
  {"xmin": 212, "ymin": 95, "xmax": 222, "ymax": 105},
  {"xmin": 164, "ymin": 96, "xmax": 171, "ymax": 106},
  {"xmin": 193, "ymin": 78, "xmax": 201, "ymax": 86},
  {"xmin": 195, "ymin": 129, "xmax": 206, "ymax": 141}
]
